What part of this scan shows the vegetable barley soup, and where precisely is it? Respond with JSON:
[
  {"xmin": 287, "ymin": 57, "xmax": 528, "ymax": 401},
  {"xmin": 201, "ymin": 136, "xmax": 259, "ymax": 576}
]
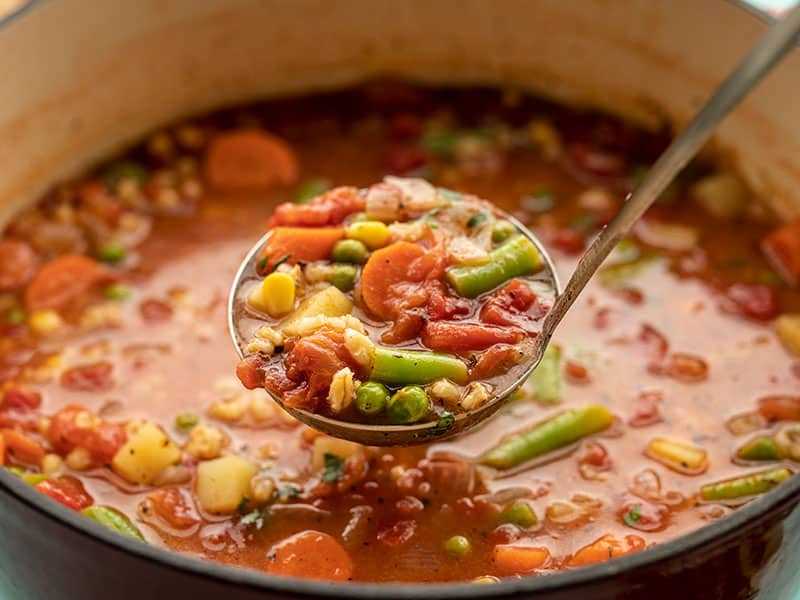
[{"xmin": 0, "ymin": 81, "xmax": 799, "ymax": 583}]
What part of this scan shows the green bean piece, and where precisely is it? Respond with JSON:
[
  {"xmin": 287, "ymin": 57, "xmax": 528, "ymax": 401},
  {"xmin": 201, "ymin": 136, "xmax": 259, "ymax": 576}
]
[
  {"xmin": 446, "ymin": 235, "xmax": 541, "ymax": 298},
  {"xmin": 329, "ymin": 264, "xmax": 358, "ymax": 292},
  {"xmin": 356, "ymin": 382, "xmax": 389, "ymax": 416},
  {"xmin": 294, "ymin": 178, "xmax": 331, "ymax": 204},
  {"xmin": 480, "ymin": 405, "xmax": 614, "ymax": 470},
  {"xmin": 499, "ymin": 500, "xmax": 538, "ymax": 528},
  {"xmin": 443, "ymin": 535, "xmax": 472, "ymax": 558},
  {"xmin": 598, "ymin": 254, "xmax": 659, "ymax": 288},
  {"xmin": 96, "ymin": 241, "xmax": 127, "ymax": 265},
  {"xmin": 104, "ymin": 283, "xmax": 131, "ymax": 301},
  {"xmin": 736, "ymin": 436, "xmax": 783, "ymax": 462},
  {"xmin": 175, "ymin": 413, "xmax": 200, "ymax": 431},
  {"xmin": 331, "ymin": 239, "xmax": 368, "ymax": 265},
  {"xmin": 700, "ymin": 468, "xmax": 792, "ymax": 502},
  {"xmin": 491, "ymin": 220, "xmax": 517, "ymax": 244},
  {"xmin": 526, "ymin": 345, "xmax": 562, "ymax": 404},
  {"xmin": 387, "ymin": 386, "xmax": 431, "ymax": 424},
  {"xmin": 20, "ymin": 472, "xmax": 48, "ymax": 486},
  {"xmin": 775, "ymin": 424, "xmax": 800, "ymax": 461},
  {"xmin": 7, "ymin": 467, "xmax": 24, "ymax": 477},
  {"xmin": 82, "ymin": 505, "xmax": 145, "ymax": 541},
  {"xmin": 371, "ymin": 347, "xmax": 468, "ymax": 386}
]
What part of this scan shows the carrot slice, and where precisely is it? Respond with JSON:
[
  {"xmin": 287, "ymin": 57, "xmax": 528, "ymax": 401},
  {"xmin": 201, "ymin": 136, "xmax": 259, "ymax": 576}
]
[
  {"xmin": 266, "ymin": 530, "xmax": 353, "ymax": 581},
  {"xmin": 204, "ymin": 129, "xmax": 299, "ymax": 191},
  {"xmin": 492, "ymin": 545, "xmax": 550, "ymax": 574},
  {"xmin": 25, "ymin": 255, "xmax": 109, "ymax": 312},
  {"xmin": 566, "ymin": 534, "xmax": 645, "ymax": 567},
  {"xmin": 1, "ymin": 429, "xmax": 46, "ymax": 465},
  {"xmin": 361, "ymin": 242, "xmax": 427, "ymax": 319},
  {"xmin": 259, "ymin": 227, "xmax": 344, "ymax": 271},
  {"xmin": 762, "ymin": 219, "xmax": 800, "ymax": 286}
]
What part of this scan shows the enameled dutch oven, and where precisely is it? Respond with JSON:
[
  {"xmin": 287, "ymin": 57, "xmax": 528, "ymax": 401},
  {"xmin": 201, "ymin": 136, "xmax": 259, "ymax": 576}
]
[{"xmin": 0, "ymin": 1, "xmax": 799, "ymax": 598}]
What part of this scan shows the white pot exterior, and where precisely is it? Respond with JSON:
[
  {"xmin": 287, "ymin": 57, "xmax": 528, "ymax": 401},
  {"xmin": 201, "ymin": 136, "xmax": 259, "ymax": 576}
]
[{"xmin": 0, "ymin": 0, "xmax": 798, "ymax": 224}]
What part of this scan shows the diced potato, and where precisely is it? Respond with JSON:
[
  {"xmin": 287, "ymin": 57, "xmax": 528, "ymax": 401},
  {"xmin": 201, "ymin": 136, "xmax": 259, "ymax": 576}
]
[
  {"xmin": 690, "ymin": 172, "xmax": 747, "ymax": 220},
  {"xmin": 311, "ymin": 436, "xmax": 361, "ymax": 472},
  {"xmin": 776, "ymin": 314, "xmax": 800, "ymax": 355},
  {"xmin": 196, "ymin": 455, "xmax": 257, "ymax": 513},
  {"xmin": 111, "ymin": 422, "xmax": 181, "ymax": 485},
  {"xmin": 279, "ymin": 286, "xmax": 352, "ymax": 333}
]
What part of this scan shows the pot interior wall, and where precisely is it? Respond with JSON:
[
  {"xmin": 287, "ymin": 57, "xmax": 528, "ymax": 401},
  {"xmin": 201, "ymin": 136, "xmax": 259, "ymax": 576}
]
[{"xmin": 0, "ymin": 0, "xmax": 799, "ymax": 224}]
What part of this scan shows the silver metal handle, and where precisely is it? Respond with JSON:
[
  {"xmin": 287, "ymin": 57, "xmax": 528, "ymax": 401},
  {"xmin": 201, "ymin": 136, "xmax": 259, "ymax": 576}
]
[{"xmin": 542, "ymin": 4, "xmax": 800, "ymax": 337}]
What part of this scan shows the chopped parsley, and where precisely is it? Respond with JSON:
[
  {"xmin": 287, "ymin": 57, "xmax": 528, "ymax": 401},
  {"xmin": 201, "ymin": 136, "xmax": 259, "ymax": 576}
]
[
  {"xmin": 321, "ymin": 453, "xmax": 345, "ymax": 483},
  {"xmin": 466, "ymin": 213, "xmax": 487, "ymax": 229},
  {"xmin": 239, "ymin": 508, "xmax": 268, "ymax": 530},
  {"xmin": 623, "ymin": 505, "xmax": 642, "ymax": 527},
  {"xmin": 270, "ymin": 254, "xmax": 292, "ymax": 273}
]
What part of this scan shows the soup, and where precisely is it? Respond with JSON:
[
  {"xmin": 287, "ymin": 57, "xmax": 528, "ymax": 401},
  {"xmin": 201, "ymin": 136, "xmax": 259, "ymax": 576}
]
[{"xmin": 0, "ymin": 82, "xmax": 798, "ymax": 583}]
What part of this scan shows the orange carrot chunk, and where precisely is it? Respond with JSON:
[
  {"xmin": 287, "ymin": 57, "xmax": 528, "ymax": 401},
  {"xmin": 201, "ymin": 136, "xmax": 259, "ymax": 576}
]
[
  {"xmin": 259, "ymin": 227, "xmax": 344, "ymax": 271},
  {"xmin": 567, "ymin": 534, "xmax": 645, "ymax": 567},
  {"xmin": 492, "ymin": 545, "xmax": 551, "ymax": 574},
  {"xmin": 204, "ymin": 129, "xmax": 299, "ymax": 191},
  {"xmin": 360, "ymin": 242, "xmax": 427, "ymax": 319},
  {"xmin": 266, "ymin": 530, "xmax": 353, "ymax": 581},
  {"xmin": 762, "ymin": 218, "xmax": 800, "ymax": 286},
  {"xmin": 25, "ymin": 254, "xmax": 109, "ymax": 312}
]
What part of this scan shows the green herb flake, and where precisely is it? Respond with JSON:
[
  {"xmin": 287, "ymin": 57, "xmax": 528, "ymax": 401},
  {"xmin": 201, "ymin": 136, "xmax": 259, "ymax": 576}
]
[
  {"xmin": 236, "ymin": 496, "xmax": 251, "ymax": 514},
  {"xmin": 321, "ymin": 453, "xmax": 345, "ymax": 483},
  {"xmin": 623, "ymin": 505, "xmax": 642, "ymax": 526},
  {"xmin": 270, "ymin": 254, "xmax": 292, "ymax": 273},
  {"xmin": 466, "ymin": 213, "xmax": 488, "ymax": 229},
  {"xmin": 240, "ymin": 509, "xmax": 268, "ymax": 530},
  {"xmin": 277, "ymin": 484, "xmax": 301, "ymax": 500}
]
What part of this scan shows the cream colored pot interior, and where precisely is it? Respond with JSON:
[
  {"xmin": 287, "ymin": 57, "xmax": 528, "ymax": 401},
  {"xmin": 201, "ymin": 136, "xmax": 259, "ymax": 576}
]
[{"xmin": 0, "ymin": 0, "xmax": 798, "ymax": 224}]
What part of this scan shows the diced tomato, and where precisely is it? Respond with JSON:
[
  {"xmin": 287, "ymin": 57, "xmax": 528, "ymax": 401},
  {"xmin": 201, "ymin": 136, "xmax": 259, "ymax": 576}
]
[
  {"xmin": 544, "ymin": 227, "xmax": 585, "ymax": 255},
  {"xmin": 1, "ymin": 386, "xmax": 42, "ymax": 411},
  {"xmin": 266, "ymin": 531, "xmax": 353, "ymax": 581},
  {"xmin": 762, "ymin": 219, "xmax": 800, "ymax": 286},
  {"xmin": 638, "ymin": 324, "xmax": 669, "ymax": 362},
  {"xmin": 0, "ymin": 240, "xmax": 38, "ymax": 291},
  {"xmin": 204, "ymin": 129, "xmax": 299, "ymax": 191},
  {"xmin": 719, "ymin": 283, "xmax": 778, "ymax": 321},
  {"xmin": 25, "ymin": 254, "xmax": 110, "ymax": 311},
  {"xmin": 480, "ymin": 279, "xmax": 545, "ymax": 334},
  {"xmin": 46, "ymin": 404, "xmax": 126, "ymax": 465},
  {"xmin": 268, "ymin": 186, "xmax": 364, "ymax": 228},
  {"xmin": 78, "ymin": 181, "xmax": 125, "ymax": 225},
  {"xmin": 145, "ymin": 487, "xmax": 199, "ymax": 529},
  {"xmin": 470, "ymin": 345, "xmax": 521, "ymax": 380},
  {"xmin": 618, "ymin": 494, "xmax": 670, "ymax": 532},
  {"xmin": 488, "ymin": 523, "xmax": 522, "ymax": 546},
  {"xmin": 758, "ymin": 395, "xmax": 800, "ymax": 422},
  {"xmin": 60, "ymin": 362, "xmax": 114, "ymax": 392},
  {"xmin": 658, "ymin": 353, "xmax": 709, "ymax": 383},
  {"xmin": 1, "ymin": 429, "xmax": 45, "ymax": 465},
  {"xmin": 421, "ymin": 321, "xmax": 522, "ymax": 352},
  {"xmin": 564, "ymin": 360, "xmax": 591, "ymax": 384},
  {"xmin": 281, "ymin": 329, "xmax": 360, "ymax": 410},
  {"xmin": 628, "ymin": 390, "xmax": 663, "ymax": 428},
  {"xmin": 35, "ymin": 476, "xmax": 93, "ymax": 511},
  {"xmin": 376, "ymin": 519, "xmax": 417, "ymax": 547},
  {"xmin": 139, "ymin": 298, "xmax": 174, "ymax": 323},
  {"xmin": 236, "ymin": 355, "xmax": 268, "ymax": 389},
  {"xmin": 577, "ymin": 441, "xmax": 612, "ymax": 481},
  {"xmin": 388, "ymin": 113, "xmax": 423, "ymax": 140},
  {"xmin": 426, "ymin": 284, "xmax": 471, "ymax": 321}
]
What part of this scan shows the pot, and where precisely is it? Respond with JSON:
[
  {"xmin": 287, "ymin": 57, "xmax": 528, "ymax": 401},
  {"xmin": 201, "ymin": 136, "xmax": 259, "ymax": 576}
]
[{"xmin": 0, "ymin": 1, "xmax": 798, "ymax": 599}]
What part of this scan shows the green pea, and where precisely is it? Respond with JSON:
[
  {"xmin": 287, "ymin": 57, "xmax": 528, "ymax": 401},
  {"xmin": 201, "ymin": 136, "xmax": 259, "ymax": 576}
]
[
  {"xmin": 4, "ymin": 307, "xmax": 26, "ymax": 325},
  {"xmin": 356, "ymin": 382, "xmax": 389, "ymax": 416},
  {"xmin": 491, "ymin": 220, "xmax": 517, "ymax": 244},
  {"xmin": 104, "ymin": 283, "xmax": 131, "ymax": 301},
  {"xmin": 387, "ymin": 386, "xmax": 430, "ymax": 424},
  {"xmin": 97, "ymin": 241, "xmax": 127, "ymax": 265},
  {"xmin": 331, "ymin": 239, "xmax": 368, "ymax": 265},
  {"xmin": 499, "ymin": 500, "xmax": 538, "ymax": 528},
  {"xmin": 175, "ymin": 413, "xmax": 200, "ymax": 431},
  {"xmin": 444, "ymin": 535, "xmax": 472, "ymax": 558},
  {"xmin": 330, "ymin": 264, "xmax": 358, "ymax": 292}
]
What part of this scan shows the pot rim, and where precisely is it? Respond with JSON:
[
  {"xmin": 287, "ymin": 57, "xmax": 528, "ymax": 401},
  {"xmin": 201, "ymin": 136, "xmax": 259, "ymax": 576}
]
[{"xmin": 1, "ymin": 0, "xmax": 799, "ymax": 596}]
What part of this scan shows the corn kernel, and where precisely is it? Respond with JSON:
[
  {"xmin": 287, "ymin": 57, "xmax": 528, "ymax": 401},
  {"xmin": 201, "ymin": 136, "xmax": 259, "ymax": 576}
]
[
  {"xmin": 346, "ymin": 221, "xmax": 391, "ymax": 250},
  {"xmin": 65, "ymin": 447, "xmax": 92, "ymax": 471},
  {"xmin": 41, "ymin": 453, "xmax": 63, "ymax": 475},
  {"xmin": 249, "ymin": 393, "xmax": 276, "ymax": 422},
  {"xmin": 184, "ymin": 424, "xmax": 229, "ymax": 460},
  {"xmin": 776, "ymin": 314, "xmax": 800, "ymax": 355},
  {"xmin": 249, "ymin": 474, "xmax": 276, "ymax": 504},
  {"xmin": 29, "ymin": 310, "xmax": 63, "ymax": 336},
  {"xmin": 209, "ymin": 398, "xmax": 246, "ymax": 423},
  {"xmin": 250, "ymin": 272, "xmax": 296, "ymax": 317}
]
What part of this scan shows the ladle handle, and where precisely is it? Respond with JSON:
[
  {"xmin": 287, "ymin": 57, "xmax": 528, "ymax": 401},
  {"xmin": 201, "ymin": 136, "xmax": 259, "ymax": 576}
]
[{"xmin": 542, "ymin": 5, "xmax": 800, "ymax": 336}]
